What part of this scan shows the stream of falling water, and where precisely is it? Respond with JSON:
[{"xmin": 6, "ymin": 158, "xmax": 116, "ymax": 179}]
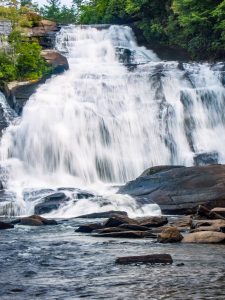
[{"xmin": 0, "ymin": 25, "xmax": 225, "ymax": 216}]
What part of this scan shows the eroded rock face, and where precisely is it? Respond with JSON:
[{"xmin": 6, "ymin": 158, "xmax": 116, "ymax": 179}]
[
  {"xmin": 119, "ymin": 165, "xmax": 225, "ymax": 215},
  {"xmin": 182, "ymin": 231, "xmax": 225, "ymax": 244}
]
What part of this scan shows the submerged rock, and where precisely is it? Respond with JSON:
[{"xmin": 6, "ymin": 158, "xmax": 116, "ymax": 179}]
[
  {"xmin": 119, "ymin": 165, "xmax": 225, "ymax": 214},
  {"xmin": 0, "ymin": 221, "xmax": 14, "ymax": 230},
  {"xmin": 34, "ymin": 192, "xmax": 69, "ymax": 215},
  {"xmin": 182, "ymin": 231, "xmax": 225, "ymax": 244},
  {"xmin": 116, "ymin": 254, "xmax": 173, "ymax": 265},
  {"xmin": 158, "ymin": 227, "xmax": 183, "ymax": 243}
]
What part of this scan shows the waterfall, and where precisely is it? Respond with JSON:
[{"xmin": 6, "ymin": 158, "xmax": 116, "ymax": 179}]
[{"xmin": 0, "ymin": 25, "xmax": 225, "ymax": 216}]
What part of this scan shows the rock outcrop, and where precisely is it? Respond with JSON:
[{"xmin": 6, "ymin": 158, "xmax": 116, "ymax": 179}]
[{"xmin": 119, "ymin": 165, "xmax": 225, "ymax": 214}]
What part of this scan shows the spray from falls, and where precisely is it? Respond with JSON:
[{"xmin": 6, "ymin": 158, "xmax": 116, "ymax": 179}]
[{"xmin": 0, "ymin": 25, "xmax": 225, "ymax": 216}]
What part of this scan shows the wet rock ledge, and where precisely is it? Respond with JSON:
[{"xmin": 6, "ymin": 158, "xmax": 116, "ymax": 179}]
[{"xmin": 119, "ymin": 164, "xmax": 225, "ymax": 215}]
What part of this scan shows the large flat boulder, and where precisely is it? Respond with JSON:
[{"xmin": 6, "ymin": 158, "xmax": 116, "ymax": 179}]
[
  {"xmin": 182, "ymin": 231, "xmax": 225, "ymax": 244},
  {"xmin": 119, "ymin": 165, "xmax": 225, "ymax": 214}
]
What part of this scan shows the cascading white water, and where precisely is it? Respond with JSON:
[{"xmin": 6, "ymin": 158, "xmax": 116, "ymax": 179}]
[{"xmin": 0, "ymin": 25, "xmax": 225, "ymax": 216}]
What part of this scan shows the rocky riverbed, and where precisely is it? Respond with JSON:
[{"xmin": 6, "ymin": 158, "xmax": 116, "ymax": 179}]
[{"xmin": 1, "ymin": 207, "xmax": 225, "ymax": 299}]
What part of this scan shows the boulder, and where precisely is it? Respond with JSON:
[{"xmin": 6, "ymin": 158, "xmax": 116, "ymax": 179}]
[
  {"xmin": 11, "ymin": 215, "xmax": 57, "ymax": 226},
  {"xmin": 41, "ymin": 50, "xmax": 69, "ymax": 73},
  {"xmin": 75, "ymin": 223, "xmax": 104, "ymax": 233},
  {"xmin": 103, "ymin": 215, "xmax": 138, "ymax": 228},
  {"xmin": 34, "ymin": 192, "xmax": 69, "ymax": 215},
  {"xmin": 182, "ymin": 231, "xmax": 225, "ymax": 243},
  {"xmin": 94, "ymin": 230, "xmax": 156, "ymax": 239},
  {"xmin": 119, "ymin": 165, "xmax": 225, "ymax": 215},
  {"xmin": 158, "ymin": 227, "xmax": 183, "ymax": 243},
  {"xmin": 137, "ymin": 216, "xmax": 168, "ymax": 227},
  {"xmin": 76, "ymin": 211, "xmax": 128, "ymax": 219},
  {"xmin": 0, "ymin": 221, "xmax": 14, "ymax": 230},
  {"xmin": 116, "ymin": 254, "xmax": 173, "ymax": 265}
]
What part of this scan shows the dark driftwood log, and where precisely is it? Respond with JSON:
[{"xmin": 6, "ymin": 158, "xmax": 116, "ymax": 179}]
[{"xmin": 115, "ymin": 254, "xmax": 173, "ymax": 265}]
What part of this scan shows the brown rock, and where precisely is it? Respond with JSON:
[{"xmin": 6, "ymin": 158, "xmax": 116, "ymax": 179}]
[
  {"xmin": 158, "ymin": 227, "xmax": 183, "ymax": 243},
  {"xmin": 12, "ymin": 215, "xmax": 57, "ymax": 226},
  {"xmin": 116, "ymin": 254, "xmax": 173, "ymax": 265},
  {"xmin": 137, "ymin": 216, "xmax": 168, "ymax": 227},
  {"xmin": 25, "ymin": 19, "xmax": 58, "ymax": 37},
  {"xmin": 182, "ymin": 231, "xmax": 225, "ymax": 243}
]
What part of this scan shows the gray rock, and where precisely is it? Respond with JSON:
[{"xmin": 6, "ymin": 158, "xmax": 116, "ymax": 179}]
[
  {"xmin": 119, "ymin": 165, "xmax": 225, "ymax": 215},
  {"xmin": 34, "ymin": 192, "xmax": 69, "ymax": 215}
]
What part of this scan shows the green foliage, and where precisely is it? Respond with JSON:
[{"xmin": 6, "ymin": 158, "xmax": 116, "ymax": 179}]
[
  {"xmin": 40, "ymin": 0, "xmax": 78, "ymax": 24},
  {"xmin": 0, "ymin": 51, "xmax": 16, "ymax": 81},
  {"xmin": 78, "ymin": 0, "xmax": 225, "ymax": 60},
  {"xmin": 0, "ymin": 3, "xmax": 50, "ymax": 82}
]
